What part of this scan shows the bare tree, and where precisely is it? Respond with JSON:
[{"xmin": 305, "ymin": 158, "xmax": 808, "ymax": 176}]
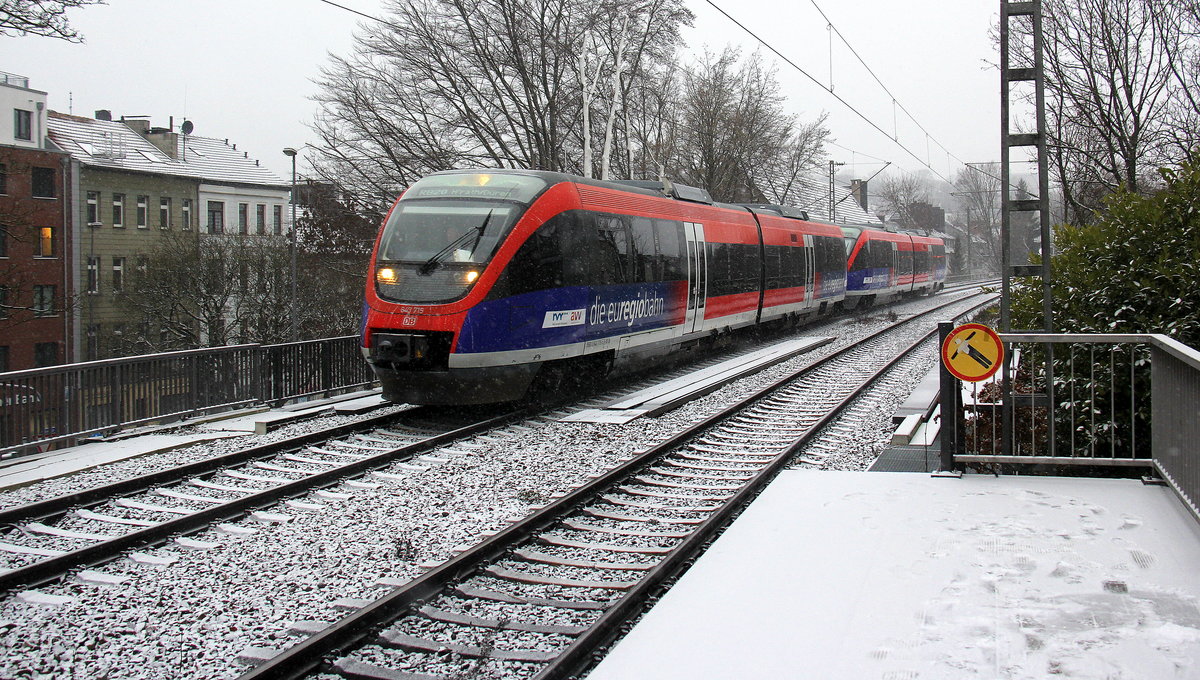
[
  {"xmin": 1012, "ymin": 0, "xmax": 1182, "ymax": 224},
  {"xmin": 0, "ymin": 0, "xmax": 104, "ymax": 42},
  {"xmin": 310, "ymin": 0, "xmax": 690, "ymax": 208},
  {"xmin": 670, "ymin": 48, "xmax": 829, "ymax": 203},
  {"xmin": 952, "ymin": 163, "xmax": 1002, "ymax": 275},
  {"xmin": 877, "ymin": 171, "xmax": 932, "ymax": 227}
]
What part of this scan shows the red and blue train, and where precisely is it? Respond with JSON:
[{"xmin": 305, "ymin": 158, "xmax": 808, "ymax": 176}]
[{"xmin": 360, "ymin": 170, "xmax": 946, "ymax": 405}]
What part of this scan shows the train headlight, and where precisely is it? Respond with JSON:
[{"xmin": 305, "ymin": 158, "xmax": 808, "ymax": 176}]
[
  {"xmin": 376, "ymin": 267, "xmax": 399, "ymax": 285},
  {"xmin": 464, "ymin": 270, "xmax": 479, "ymax": 284}
]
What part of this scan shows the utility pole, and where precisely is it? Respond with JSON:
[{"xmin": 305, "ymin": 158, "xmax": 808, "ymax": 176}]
[{"xmin": 828, "ymin": 160, "xmax": 845, "ymax": 222}]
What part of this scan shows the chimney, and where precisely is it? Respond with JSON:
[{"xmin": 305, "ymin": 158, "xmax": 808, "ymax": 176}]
[
  {"xmin": 850, "ymin": 179, "xmax": 869, "ymax": 212},
  {"xmin": 123, "ymin": 118, "xmax": 150, "ymax": 135},
  {"xmin": 95, "ymin": 110, "xmax": 112, "ymax": 121}
]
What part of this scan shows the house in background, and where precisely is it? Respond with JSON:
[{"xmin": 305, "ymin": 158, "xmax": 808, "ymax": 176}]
[
  {"xmin": 48, "ymin": 110, "xmax": 291, "ymax": 360},
  {"xmin": 0, "ymin": 72, "xmax": 72, "ymax": 371}
]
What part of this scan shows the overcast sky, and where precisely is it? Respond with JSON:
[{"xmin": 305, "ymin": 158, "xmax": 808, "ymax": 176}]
[{"xmin": 3, "ymin": 0, "xmax": 1001, "ymax": 186}]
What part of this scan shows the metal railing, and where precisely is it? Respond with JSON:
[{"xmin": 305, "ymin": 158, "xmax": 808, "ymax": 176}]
[
  {"xmin": 946, "ymin": 333, "xmax": 1200, "ymax": 521},
  {"xmin": 0, "ymin": 336, "xmax": 375, "ymax": 457}
]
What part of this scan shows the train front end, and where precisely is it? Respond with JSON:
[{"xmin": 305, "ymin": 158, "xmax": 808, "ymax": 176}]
[{"xmin": 361, "ymin": 171, "xmax": 553, "ymax": 405}]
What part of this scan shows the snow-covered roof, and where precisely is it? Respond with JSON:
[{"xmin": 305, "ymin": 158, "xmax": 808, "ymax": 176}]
[
  {"xmin": 769, "ymin": 171, "xmax": 883, "ymax": 226},
  {"xmin": 47, "ymin": 112, "xmax": 288, "ymax": 188}
]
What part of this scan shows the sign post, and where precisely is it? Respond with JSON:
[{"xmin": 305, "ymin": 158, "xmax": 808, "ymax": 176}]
[{"xmin": 937, "ymin": 322, "xmax": 1005, "ymax": 473}]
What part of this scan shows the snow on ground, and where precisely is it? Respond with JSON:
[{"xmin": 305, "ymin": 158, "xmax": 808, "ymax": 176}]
[{"xmin": 589, "ymin": 470, "xmax": 1200, "ymax": 680}]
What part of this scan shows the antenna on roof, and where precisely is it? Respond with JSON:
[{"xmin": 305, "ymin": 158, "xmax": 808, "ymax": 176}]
[{"xmin": 181, "ymin": 119, "xmax": 193, "ymax": 161}]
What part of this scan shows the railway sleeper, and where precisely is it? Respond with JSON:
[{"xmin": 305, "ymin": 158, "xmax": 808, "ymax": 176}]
[
  {"xmin": 418, "ymin": 605, "xmax": 586, "ymax": 635},
  {"xmin": 332, "ymin": 657, "xmax": 442, "ymax": 680},
  {"xmin": 600, "ymin": 494, "xmax": 719, "ymax": 514},
  {"xmin": 376, "ymin": 629, "xmax": 559, "ymax": 663},
  {"xmin": 632, "ymin": 474, "xmax": 742, "ymax": 492},
  {"xmin": 483, "ymin": 564, "xmax": 637, "ymax": 590},
  {"xmin": 453, "ymin": 584, "xmax": 611, "ymax": 611},
  {"xmin": 560, "ymin": 518, "xmax": 690, "ymax": 540},
  {"xmin": 537, "ymin": 533, "xmax": 675, "ymax": 556},
  {"xmin": 674, "ymin": 450, "xmax": 774, "ymax": 466},
  {"xmin": 617, "ymin": 484, "xmax": 733, "ymax": 502}
]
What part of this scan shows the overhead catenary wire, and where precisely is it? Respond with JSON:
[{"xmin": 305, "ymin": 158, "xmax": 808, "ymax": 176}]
[
  {"xmin": 701, "ymin": 0, "xmax": 956, "ymax": 185},
  {"xmin": 312, "ymin": 0, "xmax": 926, "ymax": 204}
]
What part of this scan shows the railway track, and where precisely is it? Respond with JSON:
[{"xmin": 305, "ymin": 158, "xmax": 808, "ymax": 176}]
[
  {"xmin": 0, "ymin": 406, "xmax": 532, "ymax": 593},
  {"xmin": 239, "ymin": 291, "xmax": 996, "ymax": 680}
]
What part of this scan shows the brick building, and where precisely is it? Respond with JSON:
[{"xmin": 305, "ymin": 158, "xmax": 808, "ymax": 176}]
[{"xmin": 0, "ymin": 72, "xmax": 72, "ymax": 371}]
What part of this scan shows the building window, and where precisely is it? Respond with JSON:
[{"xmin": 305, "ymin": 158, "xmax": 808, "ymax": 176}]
[
  {"xmin": 0, "ymin": 345, "xmax": 8, "ymax": 372},
  {"xmin": 0, "ymin": 229, "xmax": 6, "ymax": 257},
  {"xmin": 238, "ymin": 203, "xmax": 248, "ymax": 234},
  {"xmin": 136, "ymin": 254, "xmax": 147, "ymax": 274},
  {"xmin": 207, "ymin": 201, "xmax": 224, "ymax": 233},
  {"xmin": 112, "ymin": 257, "xmax": 125, "ymax": 293},
  {"xmin": 112, "ymin": 193, "xmax": 124, "ymax": 227},
  {"xmin": 256, "ymin": 204, "xmax": 265, "ymax": 234},
  {"xmin": 136, "ymin": 195, "xmax": 148, "ymax": 228},
  {"xmin": 34, "ymin": 342, "xmax": 58, "ymax": 367},
  {"xmin": 181, "ymin": 199, "xmax": 192, "ymax": 230},
  {"xmin": 160, "ymin": 197, "xmax": 171, "ymax": 228},
  {"xmin": 86, "ymin": 191, "xmax": 99, "ymax": 225},
  {"xmin": 87, "ymin": 257, "xmax": 99, "ymax": 294},
  {"xmin": 273, "ymin": 205, "xmax": 283, "ymax": 235},
  {"xmin": 36, "ymin": 226, "xmax": 54, "ymax": 258},
  {"xmin": 31, "ymin": 167, "xmax": 55, "ymax": 198},
  {"xmin": 0, "ymin": 285, "xmax": 7, "ymax": 318},
  {"xmin": 32, "ymin": 284, "xmax": 55, "ymax": 317},
  {"xmin": 14, "ymin": 109, "xmax": 32, "ymax": 141}
]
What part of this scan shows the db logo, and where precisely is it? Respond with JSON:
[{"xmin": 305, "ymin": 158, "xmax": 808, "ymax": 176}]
[{"xmin": 401, "ymin": 316, "xmax": 418, "ymax": 327}]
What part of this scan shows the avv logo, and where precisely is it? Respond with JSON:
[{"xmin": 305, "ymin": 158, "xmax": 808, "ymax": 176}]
[{"xmin": 543, "ymin": 308, "xmax": 586, "ymax": 328}]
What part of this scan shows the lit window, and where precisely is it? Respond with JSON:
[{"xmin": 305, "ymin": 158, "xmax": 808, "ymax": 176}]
[{"xmin": 36, "ymin": 227, "xmax": 54, "ymax": 257}]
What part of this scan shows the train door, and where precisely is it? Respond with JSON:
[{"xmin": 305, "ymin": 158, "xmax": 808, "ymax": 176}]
[
  {"xmin": 889, "ymin": 241, "xmax": 899, "ymax": 291},
  {"xmin": 804, "ymin": 234, "xmax": 816, "ymax": 303},
  {"xmin": 684, "ymin": 222, "xmax": 707, "ymax": 333}
]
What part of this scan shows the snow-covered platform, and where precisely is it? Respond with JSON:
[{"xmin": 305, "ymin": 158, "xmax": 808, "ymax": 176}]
[{"xmin": 589, "ymin": 470, "xmax": 1200, "ymax": 680}]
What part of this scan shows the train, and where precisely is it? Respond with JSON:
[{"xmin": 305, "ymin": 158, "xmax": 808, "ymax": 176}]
[{"xmin": 360, "ymin": 169, "xmax": 947, "ymax": 405}]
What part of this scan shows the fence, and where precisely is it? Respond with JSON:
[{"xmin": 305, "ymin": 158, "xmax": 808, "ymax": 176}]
[
  {"xmin": 0, "ymin": 336, "xmax": 375, "ymax": 458},
  {"xmin": 945, "ymin": 333, "xmax": 1200, "ymax": 522}
]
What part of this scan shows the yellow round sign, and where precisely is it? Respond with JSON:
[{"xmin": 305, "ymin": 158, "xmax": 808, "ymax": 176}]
[{"xmin": 941, "ymin": 323, "xmax": 1004, "ymax": 382}]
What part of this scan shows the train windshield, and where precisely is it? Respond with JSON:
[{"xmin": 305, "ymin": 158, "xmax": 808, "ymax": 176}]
[
  {"xmin": 374, "ymin": 173, "xmax": 546, "ymax": 304},
  {"xmin": 377, "ymin": 173, "xmax": 546, "ymax": 265}
]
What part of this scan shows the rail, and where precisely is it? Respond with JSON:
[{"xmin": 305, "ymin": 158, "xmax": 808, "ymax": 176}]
[
  {"xmin": 0, "ymin": 336, "xmax": 375, "ymax": 457},
  {"xmin": 945, "ymin": 333, "xmax": 1200, "ymax": 522}
]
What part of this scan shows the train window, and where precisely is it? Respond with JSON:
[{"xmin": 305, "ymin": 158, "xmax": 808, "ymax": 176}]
[
  {"xmin": 764, "ymin": 245, "xmax": 782, "ymax": 288},
  {"xmin": 590, "ymin": 213, "xmax": 629, "ymax": 286},
  {"xmin": 499, "ymin": 212, "xmax": 570, "ymax": 297},
  {"xmin": 630, "ymin": 216, "xmax": 658, "ymax": 282},
  {"xmin": 655, "ymin": 219, "xmax": 686, "ymax": 281},
  {"xmin": 706, "ymin": 242, "xmax": 759, "ymax": 297}
]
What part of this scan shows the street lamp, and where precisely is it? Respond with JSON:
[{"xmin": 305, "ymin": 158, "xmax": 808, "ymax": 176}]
[{"xmin": 283, "ymin": 147, "xmax": 298, "ymax": 342}]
